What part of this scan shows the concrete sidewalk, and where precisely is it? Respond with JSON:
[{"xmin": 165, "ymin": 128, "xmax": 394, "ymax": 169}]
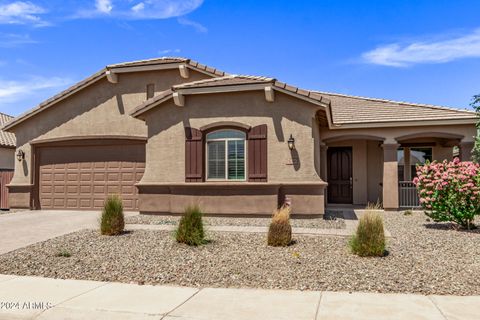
[{"xmin": 0, "ymin": 275, "xmax": 477, "ymax": 320}]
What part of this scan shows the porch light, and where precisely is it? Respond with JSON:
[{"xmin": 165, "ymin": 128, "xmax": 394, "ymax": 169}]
[
  {"xmin": 288, "ymin": 134, "xmax": 295, "ymax": 150},
  {"xmin": 16, "ymin": 149, "xmax": 25, "ymax": 162}
]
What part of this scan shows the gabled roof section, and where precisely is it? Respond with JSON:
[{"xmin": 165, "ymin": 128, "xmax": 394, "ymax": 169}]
[
  {"xmin": 130, "ymin": 75, "xmax": 331, "ymax": 118},
  {"xmin": 3, "ymin": 57, "xmax": 228, "ymax": 131},
  {"xmin": 0, "ymin": 113, "xmax": 16, "ymax": 147},
  {"xmin": 316, "ymin": 91, "xmax": 477, "ymax": 127}
]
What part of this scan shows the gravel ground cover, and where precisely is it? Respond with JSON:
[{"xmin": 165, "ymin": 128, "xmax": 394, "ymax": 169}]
[
  {"xmin": 0, "ymin": 211, "xmax": 479, "ymax": 295},
  {"xmin": 125, "ymin": 213, "xmax": 346, "ymax": 229}
]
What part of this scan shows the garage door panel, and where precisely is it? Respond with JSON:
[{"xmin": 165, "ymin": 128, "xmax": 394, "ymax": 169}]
[{"xmin": 38, "ymin": 143, "xmax": 145, "ymax": 210}]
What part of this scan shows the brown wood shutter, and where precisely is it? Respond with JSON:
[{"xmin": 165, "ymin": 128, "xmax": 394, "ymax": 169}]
[
  {"xmin": 247, "ymin": 124, "xmax": 267, "ymax": 182},
  {"xmin": 185, "ymin": 127, "xmax": 203, "ymax": 182}
]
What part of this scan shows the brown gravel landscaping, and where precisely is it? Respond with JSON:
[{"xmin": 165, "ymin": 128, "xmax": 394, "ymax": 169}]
[
  {"xmin": 125, "ymin": 213, "xmax": 346, "ymax": 229},
  {"xmin": 0, "ymin": 211, "xmax": 479, "ymax": 295}
]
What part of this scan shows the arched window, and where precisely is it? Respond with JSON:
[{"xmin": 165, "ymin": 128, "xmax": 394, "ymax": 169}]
[{"xmin": 206, "ymin": 129, "xmax": 246, "ymax": 181}]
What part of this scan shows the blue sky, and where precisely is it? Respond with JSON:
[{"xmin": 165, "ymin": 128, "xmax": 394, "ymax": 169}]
[{"xmin": 0, "ymin": 0, "xmax": 479, "ymax": 116}]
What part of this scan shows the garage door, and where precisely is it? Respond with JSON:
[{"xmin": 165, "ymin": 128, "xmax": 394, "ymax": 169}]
[{"xmin": 37, "ymin": 142, "xmax": 145, "ymax": 210}]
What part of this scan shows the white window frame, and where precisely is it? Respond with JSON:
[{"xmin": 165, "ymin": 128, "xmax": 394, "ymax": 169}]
[{"xmin": 206, "ymin": 130, "xmax": 247, "ymax": 182}]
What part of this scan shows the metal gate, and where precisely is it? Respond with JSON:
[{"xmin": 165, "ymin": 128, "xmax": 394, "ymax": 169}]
[{"xmin": 398, "ymin": 181, "xmax": 420, "ymax": 208}]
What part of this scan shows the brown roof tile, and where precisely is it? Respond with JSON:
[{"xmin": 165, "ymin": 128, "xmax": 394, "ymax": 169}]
[
  {"xmin": 0, "ymin": 113, "xmax": 16, "ymax": 147},
  {"xmin": 316, "ymin": 91, "xmax": 476, "ymax": 125},
  {"xmin": 172, "ymin": 75, "xmax": 274, "ymax": 90}
]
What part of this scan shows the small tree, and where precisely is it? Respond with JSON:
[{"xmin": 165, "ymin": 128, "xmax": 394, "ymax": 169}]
[
  {"xmin": 471, "ymin": 94, "xmax": 480, "ymax": 163},
  {"xmin": 414, "ymin": 158, "xmax": 480, "ymax": 229}
]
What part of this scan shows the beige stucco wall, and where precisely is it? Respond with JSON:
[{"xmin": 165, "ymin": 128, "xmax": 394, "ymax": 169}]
[
  {"xmin": 140, "ymin": 90, "xmax": 323, "ymax": 184},
  {"xmin": 9, "ymin": 69, "xmax": 210, "ymax": 188},
  {"xmin": 0, "ymin": 147, "xmax": 14, "ymax": 170},
  {"xmin": 367, "ymin": 140, "xmax": 383, "ymax": 203}
]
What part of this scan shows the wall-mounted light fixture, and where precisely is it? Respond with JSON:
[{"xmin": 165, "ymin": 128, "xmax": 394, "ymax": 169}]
[
  {"xmin": 16, "ymin": 149, "xmax": 25, "ymax": 162},
  {"xmin": 287, "ymin": 134, "xmax": 295, "ymax": 151}
]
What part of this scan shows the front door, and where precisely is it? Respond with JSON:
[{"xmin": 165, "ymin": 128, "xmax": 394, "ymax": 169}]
[{"xmin": 327, "ymin": 147, "xmax": 353, "ymax": 204}]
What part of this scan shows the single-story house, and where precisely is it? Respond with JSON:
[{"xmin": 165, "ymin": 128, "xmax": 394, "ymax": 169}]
[{"xmin": 3, "ymin": 57, "xmax": 476, "ymax": 215}]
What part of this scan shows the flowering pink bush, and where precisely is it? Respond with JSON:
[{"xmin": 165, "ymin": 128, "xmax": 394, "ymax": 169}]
[{"xmin": 413, "ymin": 158, "xmax": 480, "ymax": 229}]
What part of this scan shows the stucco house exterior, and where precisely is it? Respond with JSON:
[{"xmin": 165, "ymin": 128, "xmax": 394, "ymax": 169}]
[{"xmin": 2, "ymin": 57, "xmax": 476, "ymax": 215}]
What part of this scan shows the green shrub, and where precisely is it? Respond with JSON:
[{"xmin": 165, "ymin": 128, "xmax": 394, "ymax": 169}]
[
  {"xmin": 100, "ymin": 195, "xmax": 125, "ymax": 236},
  {"xmin": 55, "ymin": 248, "xmax": 71, "ymax": 257},
  {"xmin": 175, "ymin": 205, "xmax": 205, "ymax": 246},
  {"xmin": 403, "ymin": 209, "xmax": 413, "ymax": 216},
  {"xmin": 414, "ymin": 158, "xmax": 480, "ymax": 229},
  {"xmin": 268, "ymin": 206, "xmax": 292, "ymax": 247},
  {"xmin": 349, "ymin": 211, "xmax": 386, "ymax": 257}
]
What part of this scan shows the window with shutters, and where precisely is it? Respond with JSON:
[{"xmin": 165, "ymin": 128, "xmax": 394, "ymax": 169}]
[{"xmin": 206, "ymin": 130, "xmax": 246, "ymax": 181}]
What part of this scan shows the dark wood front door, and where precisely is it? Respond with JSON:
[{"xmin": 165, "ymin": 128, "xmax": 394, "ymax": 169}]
[{"xmin": 327, "ymin": 147, "xmax": 353, "ymax": 204}]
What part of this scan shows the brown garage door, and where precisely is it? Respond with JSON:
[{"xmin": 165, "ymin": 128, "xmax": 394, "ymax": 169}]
[{"xmin": 37, "ymin": 142, "xmax": 145, "ymax": 210}]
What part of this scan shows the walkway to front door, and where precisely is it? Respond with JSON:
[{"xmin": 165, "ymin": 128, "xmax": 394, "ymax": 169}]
[{"xmin": 327, "ymin": 147, "xmax": 353, "ymax": 204}]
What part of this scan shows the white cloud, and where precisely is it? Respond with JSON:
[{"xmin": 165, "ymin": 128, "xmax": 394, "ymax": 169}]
[
  {"xmin": 0, "ymin": 33, "xmax": 37, "ymax": 48},
  {"xmin": 77, "ymin": 0, "xmax": 203, "ymax": 20},
  {"xmin": 362, "ymin": 28, "xmax": 480, "ymax": 67},
  {"xmin": 131, "ymin": 2, "xmax": 144, "ymax": 13},
  {"xmin": 0, "ymin": 76, "xmax": 72, "ymax": 104},
  {"xmin": 0, "ymin": 1, "xmax": 49, "ymax": 26},
  {"xmin": 158, "ymin": 48, "xmax": 181, "ymax": 55},
  {"xmin": 95, "ymin": 0, "xmax": 113, "ymax": 14},
  {"xmin": 178, "ymin": 17, "xmax": 207, "ymax": 33}
]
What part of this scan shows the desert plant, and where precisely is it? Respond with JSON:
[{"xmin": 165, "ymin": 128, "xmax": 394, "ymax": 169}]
[
  {"xmin": 366, "ymin": 200, "xmax": 383, "ymax": 210},
  {"xmin": 100, "ymin": 195, "xmax": 125, "ymax": 235},
  {"xmin": 175, "ymin": 205, "xmax": 205, "ymax": 246},
  {"xmin": 403, "ymin": 209, "xmax": 413, "ymax": 216},
  {"xmin": 267, "ymin": 206, "xmax": 292, "ymax": 247},
  {"xmin": 349, "ymin": 211, "xmax": 386, "ymax": 257},
  {"xmin": 55, "ymin": 248, "xmax": 71, "ymax": 257},
  {"xmin": 413, "ymin": 158, "xmax": 480, "ymax": 229}
]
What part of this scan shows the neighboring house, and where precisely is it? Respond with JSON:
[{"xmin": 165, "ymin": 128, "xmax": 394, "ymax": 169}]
[
  {"xmin": 2, "ymin": 57, "xmax": 476, "ymax": 215},
  {"xmin": 0, "ymin": 113, "xmax": 16, "ymax": 209}
]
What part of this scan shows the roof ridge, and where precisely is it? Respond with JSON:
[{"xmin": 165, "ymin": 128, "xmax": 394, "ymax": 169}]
[
  {"xmin": 107, "ymin": 56, "xmax": 188, "ymax": 67},
  {"xmin": 314, "ymin": 90, "xmax": 475, "ymax": 115}
]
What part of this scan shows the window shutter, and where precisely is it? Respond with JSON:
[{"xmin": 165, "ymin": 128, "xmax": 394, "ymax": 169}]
[
  {"xmin": 185, "ymin": 127, "xmax": 203, "ymax": 182},
  {"xmin": 247, "ymin": 124, "xmax": 267, "ymax": 182}
]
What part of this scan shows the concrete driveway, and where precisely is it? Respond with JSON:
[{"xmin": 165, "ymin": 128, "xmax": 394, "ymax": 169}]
[{"xmin": 0, "ymin": 210, "xmax": 136, "ymax": 255}]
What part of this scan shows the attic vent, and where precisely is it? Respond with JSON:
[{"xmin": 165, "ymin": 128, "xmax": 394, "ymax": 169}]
[{"xmin": 146, "ymin": 84, "xmax": 155, "ymax": 99}]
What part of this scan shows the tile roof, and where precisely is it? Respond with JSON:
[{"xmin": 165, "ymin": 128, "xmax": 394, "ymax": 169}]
[
  {"xmin": 0, "ymin": 113, "xmax": 16, "ymax": 147},
  {"xmin": 172, "ymin": 75, "xmax": 274, "ymax": 89},
  {"xmin": 316, "ymin": 91, "xmax": 476, "ymax": 125},
  {"xmin": 108, "ymin": 57, "xmax": 228, "ymax": 77}
]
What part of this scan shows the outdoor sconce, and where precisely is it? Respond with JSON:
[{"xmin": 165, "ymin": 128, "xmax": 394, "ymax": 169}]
[
  {"xmin": 16, "ymin": 149, "xmax": 25, "ymax": 162},
  {"xmin": 288, "ymin": 134, "xmax": 295, "ymax": 150}
]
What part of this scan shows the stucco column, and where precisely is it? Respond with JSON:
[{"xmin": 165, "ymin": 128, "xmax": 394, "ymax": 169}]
[
  {"xmin": 320, "ymin": 143, "xmax": 328, "ymax": 181},
  {"xmin": 403, "ymin": 147, "xmax": 411, "ymax": 181},
  {"xmin": 382, "ymin": 142, "xmax": 400, "ymax": 210},
  {"xmin": 459, "ymin": 140, "xmax": 474, "ymax": 161}
]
